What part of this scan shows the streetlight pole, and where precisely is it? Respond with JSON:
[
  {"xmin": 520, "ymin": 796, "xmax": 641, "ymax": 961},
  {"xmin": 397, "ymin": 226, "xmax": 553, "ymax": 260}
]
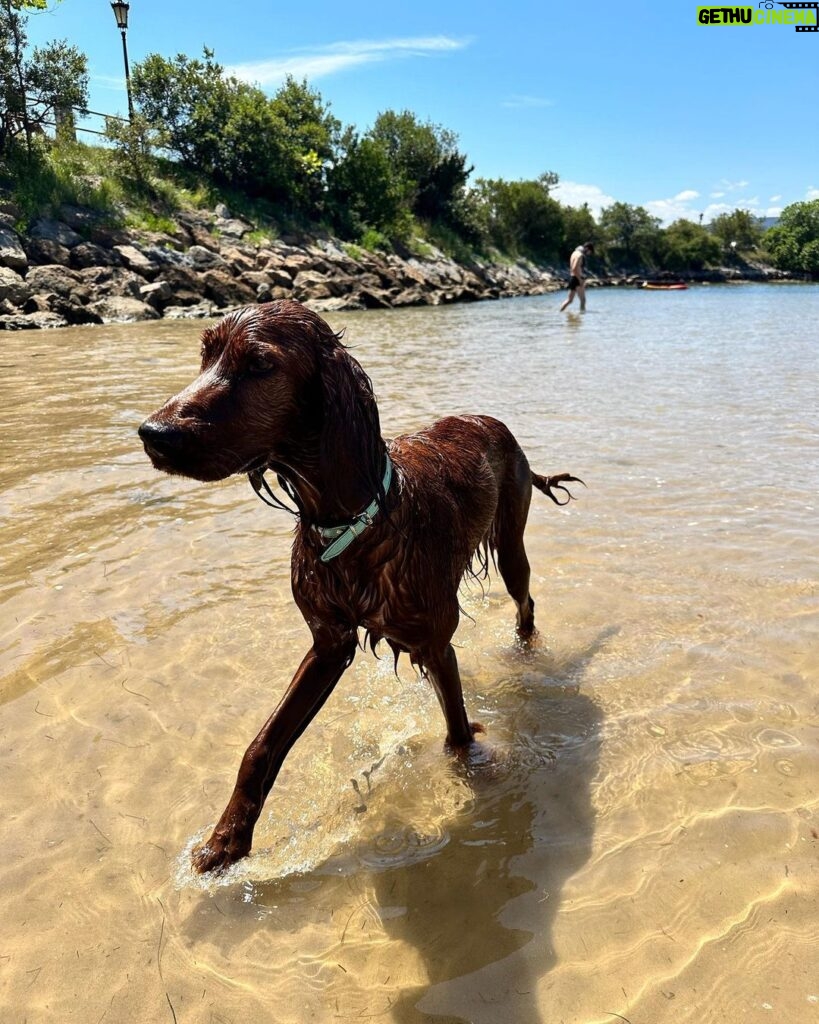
[{"xmin": 110, "ymin": 2, "xmax": 134, "ymax": 122}]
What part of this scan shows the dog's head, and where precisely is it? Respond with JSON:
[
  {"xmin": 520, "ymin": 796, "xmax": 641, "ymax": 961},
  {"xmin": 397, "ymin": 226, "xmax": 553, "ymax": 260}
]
[{"xmin": 139, "ymin": 300, "xmax": 382, "ymax": 491}]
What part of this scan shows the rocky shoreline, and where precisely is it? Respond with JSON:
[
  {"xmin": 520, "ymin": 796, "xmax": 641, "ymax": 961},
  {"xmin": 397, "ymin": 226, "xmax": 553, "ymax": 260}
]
[{"xmin": 0, "ymin": 200, "xmax": 796, "ymax": 330}]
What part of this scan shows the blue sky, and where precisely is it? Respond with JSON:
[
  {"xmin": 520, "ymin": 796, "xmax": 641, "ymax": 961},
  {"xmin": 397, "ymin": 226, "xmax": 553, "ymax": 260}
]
[{"xmin": 24, "ymin": 0, "xmax": 819, "ymax": 224}]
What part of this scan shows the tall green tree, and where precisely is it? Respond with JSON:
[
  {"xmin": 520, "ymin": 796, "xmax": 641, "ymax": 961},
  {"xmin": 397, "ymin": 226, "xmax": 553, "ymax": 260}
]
[
  {"xmin": 559, "ymin": 202, "xmax": 597, "ymax": 259},
  {"xmin": 662, "ymin": 218, "xmax": 722, "ymax": 270},
  {"xmin": 133, "ymin": 53, "xmax": 340, "ymax": 214},
  {"xmin": 599, "ymin": 202, "xmax": 662, "ymax": 268},
  {"xmin": 325, "ymin": 126, "xmax": 405, "ymax": 239},
  {"xmin": 472, "ymin": 172, "xmax": 562, "ymax": 260},
  {"xmin": 367, "ymin": 110, "xmax": 472, "ymax": 226},
  {"xmin": 131, "ymin": 49, "xmax": 231, "ymax": 169},
  {"xmin": 709, "ymin": 208, "xmax": 762, "ymax": 250},
  {"xmin": 0, "ymin": 0, "xmax": 87, "ymax": 157},
  {"xmin": 764, "ymin": 199, "xmax": 819, "ymax": 274},
  {"xmin": 268, "ymin": 77, "xmax": 340, "ymax": 213}
]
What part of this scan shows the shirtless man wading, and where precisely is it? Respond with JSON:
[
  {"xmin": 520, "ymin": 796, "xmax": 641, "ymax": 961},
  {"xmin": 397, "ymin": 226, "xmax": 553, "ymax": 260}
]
[{"xmin": 560, "ymin": 242, "xmax": 594, "ymax": 312}]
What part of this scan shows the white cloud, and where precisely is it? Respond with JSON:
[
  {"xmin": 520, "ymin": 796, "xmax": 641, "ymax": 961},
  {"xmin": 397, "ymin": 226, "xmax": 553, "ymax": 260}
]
[
  {"xmin": 645, "ymin": 189, "xmax": 702, "ymax": 225},
  {"xmin": 641, "ymin": 182, "xmax": 788, "ymax": 225},
  {"xmin": 92, "ymin": 73, "xmax": 128, "ymax": 92},
  {"xmin": 807, "ymin": 186, "xmax": 819, "ymax": 200},
  {"xmin": 718, "ymin": 178, "xmax": 750, "ymax": 191},
  {"xmin": 701, "ymin": 198, "xmax": 781, "ymax": 223},
  {"xmin": 501, "ymin": 95, "xmax": 555, "ymax": 108},
  {"xmin": 551, "ymin": 181, "xmax": 616, "ymax": 215},
  {"xmin": 225, "ymin": 36, "xmax": 470, "ymax": 86}
]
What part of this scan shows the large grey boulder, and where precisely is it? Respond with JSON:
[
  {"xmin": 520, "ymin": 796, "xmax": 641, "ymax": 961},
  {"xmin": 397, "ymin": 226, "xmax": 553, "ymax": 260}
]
[
  {"xmin": 57, "ymin": 205, "xmax": 104, "ymax": 233},
  {"xmin": 292, "ymin": 270, "xmax": 333, "ymax": 301},
  {"xmin": 162, "ymin": 301, "xmax": 215, "ymax": 320},
  {"xmin": 25, "ymin": 237, "xmax": 72, "ymax": 267},
  {"xmin": 24, "ymin": 292, "xmax": 104, "ymax": 325},
  {"xmin": 70, "ymin": 242, "xmax": 119, "ymax": 270},
  {"xmin": 392, "ymin": 287, "xmax": 430, "ymax": 307},
  {"xmin": 269, "ymin": 268, "xmax": 293, "ymax": 289},
  {"xmin": 201, "ymin": 269, "xmax": 256, "ymax": 308},
  {"xmin": 308, "ymin": 296, "xmax": 365, "ymax": 313},
  {"xmin": 158, "ymin": 265, "xmax": 206, "ymax": 306},
  {"xmin": 0, "ymin": 310, "xmax": 69, "ymax": 330},
  {"xmin": 76, "ymin": 264, "xmax": 143, "ymax": 298},
  {"xmin": 187, "ymin": 245, "xmax": 227, "ymax": 270},
  {"xmin": 88, "ymin": 295, "xmax": 160, "ymax": 322},
  {"xmin": 113, "ymin": 244, "xmax": 158, "ymax": 280},
  {"xmin": 25, "ymin": 264, "xmax": 89, "ymax": 303},
  {"xmin": 140, "ymin": 245, "xmax": 190, "ymax": 269},
  {"xmin": 219, "ymin": 246, "xmax": 256, "ymax": 273},
  {"xmin": 0, "ymin": 266, "xmax": 32, "ymax": 306},
  {"xmin": 30, "ymin": 219, "xmax": 83, "ymax": 249},
  {"xmin": 0, "ymin": 226, "xmax": 28, "ymax": 272},
  {"xmin": 139, "ymin": 280, "xmax": 173, "ymax": 308},
  {"xmin": 0, "ymin": 201, "xmax": 22, "ymax": 220},
  {"xmin": 216, "ymin": 217, "xmax": 252, "ymax": 240}
]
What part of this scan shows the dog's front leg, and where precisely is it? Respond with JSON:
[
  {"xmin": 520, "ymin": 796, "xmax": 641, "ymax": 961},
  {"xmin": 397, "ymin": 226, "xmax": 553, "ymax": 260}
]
[
  {"xmin": 192, "ymin": 638, "xmax": 356, "ymax": 873},
  {"xmin": 417, "ymin": 643, "xmax": 484, "ymax": 750}
]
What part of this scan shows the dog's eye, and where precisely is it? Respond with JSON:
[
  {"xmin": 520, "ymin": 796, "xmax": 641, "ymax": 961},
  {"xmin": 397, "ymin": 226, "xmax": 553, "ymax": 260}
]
[{"xmin": 246, "ymin": 355, "xmax": 276, "ymax": 377}]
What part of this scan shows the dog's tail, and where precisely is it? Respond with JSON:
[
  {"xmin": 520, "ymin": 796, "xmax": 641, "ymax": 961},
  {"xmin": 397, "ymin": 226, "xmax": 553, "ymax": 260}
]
[{"xmin": 531, "ymin": 471, "xmax": 585, "ymax": 506}]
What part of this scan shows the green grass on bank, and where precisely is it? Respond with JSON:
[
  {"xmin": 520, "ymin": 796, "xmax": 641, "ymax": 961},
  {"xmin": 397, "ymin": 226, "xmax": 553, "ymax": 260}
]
[{"xmin": 0, "ymin": 140, "xmax": 500, "ymax": 265}]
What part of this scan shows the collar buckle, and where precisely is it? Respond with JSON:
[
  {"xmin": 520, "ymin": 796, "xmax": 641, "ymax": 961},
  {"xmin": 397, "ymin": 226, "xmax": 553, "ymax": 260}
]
[{"xmin": 318, "ymin": 455, "xmax": 393, "ymax": 563}]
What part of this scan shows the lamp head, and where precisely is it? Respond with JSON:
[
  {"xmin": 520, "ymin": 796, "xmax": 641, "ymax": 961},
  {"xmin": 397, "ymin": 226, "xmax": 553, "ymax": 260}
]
[{"xmin": 111, "ymin": 1, "xmax": 130, "ymax": 30}]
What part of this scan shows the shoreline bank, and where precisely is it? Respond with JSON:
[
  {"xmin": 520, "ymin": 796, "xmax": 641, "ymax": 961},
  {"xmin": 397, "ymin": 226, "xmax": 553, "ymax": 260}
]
[{"xmin": 0, "ymin": 200, "xmax": 802, "ymax": 330}]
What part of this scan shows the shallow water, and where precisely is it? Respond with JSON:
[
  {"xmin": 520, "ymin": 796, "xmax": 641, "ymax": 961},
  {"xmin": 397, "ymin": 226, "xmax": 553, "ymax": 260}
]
[{"xmin": 1, "ymin": 284, "xmax": 817, "ymax": 1024}]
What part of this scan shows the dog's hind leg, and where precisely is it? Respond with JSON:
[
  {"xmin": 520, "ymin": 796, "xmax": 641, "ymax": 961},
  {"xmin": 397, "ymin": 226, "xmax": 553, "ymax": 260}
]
[
  {"xmin": 496, "ymin": 531, "xmax": 536, "ymax": 640},
  {"xmin": 414, "ymin": 643, "xmax": 483, "ymax": 750},
  {"xmin": 493, "ymin": 454, "xmax": 537, "ymax": 640},
  {"xmin": 192, "ymin": 635, "xmax": 357, "ymax": 873}
]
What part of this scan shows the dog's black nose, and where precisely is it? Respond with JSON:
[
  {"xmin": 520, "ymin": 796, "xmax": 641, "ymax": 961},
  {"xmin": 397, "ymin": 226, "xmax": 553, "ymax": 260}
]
[{"xmin": 138, "ymin": 419, "xmax": 184, "ymax": 453}]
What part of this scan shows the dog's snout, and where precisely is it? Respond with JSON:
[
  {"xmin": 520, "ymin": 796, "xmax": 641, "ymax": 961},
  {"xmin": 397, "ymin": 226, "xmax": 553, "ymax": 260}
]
[{"xmin": 138, "ymin": 418, "xmax": 185, "ymax": 452}]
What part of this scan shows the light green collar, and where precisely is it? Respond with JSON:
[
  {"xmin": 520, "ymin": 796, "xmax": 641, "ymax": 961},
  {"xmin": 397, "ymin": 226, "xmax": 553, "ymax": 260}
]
[{"xmin": 315, "ymin": 455, "xmax": 393, "ymax": 563}]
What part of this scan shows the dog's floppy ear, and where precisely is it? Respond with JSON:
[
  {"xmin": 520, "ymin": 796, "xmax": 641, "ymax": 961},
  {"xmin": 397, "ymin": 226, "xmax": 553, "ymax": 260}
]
[{"xmin": 317, "ymin": 341, "xmax": 385, "ymax": 512}]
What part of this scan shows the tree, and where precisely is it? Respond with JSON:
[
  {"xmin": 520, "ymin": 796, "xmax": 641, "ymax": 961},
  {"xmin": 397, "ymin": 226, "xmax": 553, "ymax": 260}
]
[
  {"xmin": 0, "ymin": 0, "xmax": 87, "ymax": 157},
  {"xmin": 599, "ymin": 202, "xmax": 662, "ymax": 268},
  {"xmin": 764, "ymin": 199, "xmax": 819, "ymax": 274},
  {"xmin": 559, "ymin": 203, "xmax": 597, "ymax": 259},
  {"xmin": 662, "ymin": 219, "xmax": 722, "ymax": 270},
  {"xmin": 267, "ymin": 77, "xmax": 340, "ymax": 214},
  {"xmin": 367, "ymin": 110, "xmax": 472, "ymax": 226},
  {"xmin": 472, "ymin": 173, "xmax": 563, "ymax": 261},
  {"xmin": 325, "ymin": 127, "xmax": 405, "ymax": 239},
  {"xmin": 710, "ymin": 208, "xmax": 762, "ymax": 250},
  {"xmin": 131, "ymin": 49, "xmax": 230, "ymax": 169},
  {"xmin": 133, "ymin": 54, "xmax": 340, "ymax": 215}
]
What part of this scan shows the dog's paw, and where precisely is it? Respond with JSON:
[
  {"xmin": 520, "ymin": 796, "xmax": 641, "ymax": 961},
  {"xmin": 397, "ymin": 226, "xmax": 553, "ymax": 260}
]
[
  {"xmin": 515, "ymin": 624, "xmax": 540, "ymax": 645},
  {"xmin": 445, "ymin": 721, "xmax": 485, "ymax": 753},
  {"xmin": 191, "ymin": 831, "xmax": 250, "ymax": 874}
]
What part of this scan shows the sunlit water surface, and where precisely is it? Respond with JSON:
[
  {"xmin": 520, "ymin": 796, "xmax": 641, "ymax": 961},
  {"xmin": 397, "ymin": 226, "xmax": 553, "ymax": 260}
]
[{"xmin": 1, "ymin": 285, "xmax": 817, "ymax": 1024}]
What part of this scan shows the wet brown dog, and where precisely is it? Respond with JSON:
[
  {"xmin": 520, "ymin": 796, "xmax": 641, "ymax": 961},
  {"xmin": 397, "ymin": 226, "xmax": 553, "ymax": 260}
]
[{"xmin": 139, "ymin": 300, "xmax": 581, "ymax": 873}]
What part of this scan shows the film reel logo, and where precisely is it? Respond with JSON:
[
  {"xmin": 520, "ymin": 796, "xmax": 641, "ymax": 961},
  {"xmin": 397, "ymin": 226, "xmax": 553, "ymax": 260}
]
[{"xmin": 762, "ymin": 1, "xmax": 819, "ymax": 31}]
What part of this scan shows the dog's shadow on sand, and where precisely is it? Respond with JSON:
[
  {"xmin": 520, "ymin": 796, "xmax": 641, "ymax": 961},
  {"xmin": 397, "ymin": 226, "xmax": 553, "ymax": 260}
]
[{"xmin": 369, "ymin": 630, "xmax": 610, "ymax": 1023}]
